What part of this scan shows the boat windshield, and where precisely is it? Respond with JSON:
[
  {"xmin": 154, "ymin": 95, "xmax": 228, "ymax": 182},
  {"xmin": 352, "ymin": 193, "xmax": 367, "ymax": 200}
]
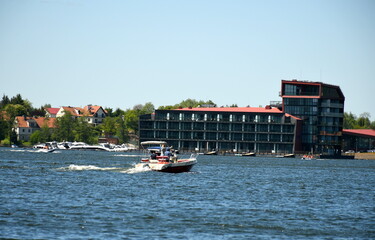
[{"xmin": 141, "ymin": 141, "xmax": 167, "ymax": 146}]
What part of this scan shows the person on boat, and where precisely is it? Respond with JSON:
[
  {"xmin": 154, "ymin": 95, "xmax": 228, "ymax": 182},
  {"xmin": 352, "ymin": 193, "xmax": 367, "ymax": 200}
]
[
  {"xmin": 150, "ymin": 151, "xmax": 157, "ymax": 160},
  {"xmin": 170, "ymin": 149, "xmax": 177, "ymax": 162},
  {"xmin": 164, "ymin": 148, "xmax": 172, "ymax": 161}
]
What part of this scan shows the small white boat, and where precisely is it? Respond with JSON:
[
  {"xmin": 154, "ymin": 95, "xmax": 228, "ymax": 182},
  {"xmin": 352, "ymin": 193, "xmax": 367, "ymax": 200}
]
[
  {"xmin": 36, "ymin": 142, "xmax": 58, "ymax": 153},
  {"xmin": 111, "ymin": 144, "xmax": 129, "ymax": 152},
  {"xmin": 135, "ymin": 141, "xmax": 197, "ymax": 173}
]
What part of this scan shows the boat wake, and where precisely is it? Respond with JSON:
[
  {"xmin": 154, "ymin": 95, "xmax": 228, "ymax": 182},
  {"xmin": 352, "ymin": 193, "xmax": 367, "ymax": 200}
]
[
  {"xmin": 56, "ymin": 164, "xmax": 151, "ymax": 173},
  {"xmin": 121, "ymin": 163, "xmax": 151, "ymax": 174},
  {"xmin": 58, "ymin": 164, "xmax": 121, "ymax": 171}
]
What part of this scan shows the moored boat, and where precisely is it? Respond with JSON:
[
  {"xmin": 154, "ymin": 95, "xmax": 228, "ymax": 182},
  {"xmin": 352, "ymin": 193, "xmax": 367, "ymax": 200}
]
[
  {"xmin": 136, "ymin": 141, "xmax": 197, "ymax": 173},
  {"xmin": 204, "ymin": 151, "xmax": 217, "ymax": 155},
  {"xmin": 242, "ymin": 152, "xmax": 256, "ymax": 157},
  {"xmin": 276, "ymin": 153, "xmax": 295, "ymax": 158}
]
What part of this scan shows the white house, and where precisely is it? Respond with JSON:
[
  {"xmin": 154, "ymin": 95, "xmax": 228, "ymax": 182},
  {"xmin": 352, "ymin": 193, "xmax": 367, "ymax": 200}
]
[
  {"xmin": 45, "ymin": 108, "xmax": 60, "ymax": 118},
  {"xmin": 14, "ymin": 116, "xmax": 56, "ymax": 141},
  {"xmin": 56, "ymin": 105, "xmax": 107, "ymax": 126}
]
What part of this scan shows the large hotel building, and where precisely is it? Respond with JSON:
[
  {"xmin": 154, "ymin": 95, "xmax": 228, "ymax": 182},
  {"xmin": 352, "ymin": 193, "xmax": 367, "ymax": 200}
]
[{"xmin": 139, "ymin": 80, "xmax": 345, "ymax": 154}]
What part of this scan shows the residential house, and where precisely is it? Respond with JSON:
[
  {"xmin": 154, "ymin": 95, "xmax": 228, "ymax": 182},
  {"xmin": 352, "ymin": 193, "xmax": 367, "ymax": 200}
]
[
  {"xmin": 14, "ymin": 116, "xmax": 56, "ymax": 141},
  {"xmin": 45, "ymin": 108, "xmax": 60, "ymax": 118},
  {"xmin": 56, "ymin": 105, "xmax": 107, "ymax": 126},
  {"xmin": 56, "ymin": 106, "xmax": 80, "ymax": 118}
]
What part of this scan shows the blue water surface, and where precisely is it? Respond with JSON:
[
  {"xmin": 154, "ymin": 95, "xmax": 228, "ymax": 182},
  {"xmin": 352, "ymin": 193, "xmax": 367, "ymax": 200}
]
[{"xmin": 0, "ymin": 148, "xmax": 374, "ymax": 239}]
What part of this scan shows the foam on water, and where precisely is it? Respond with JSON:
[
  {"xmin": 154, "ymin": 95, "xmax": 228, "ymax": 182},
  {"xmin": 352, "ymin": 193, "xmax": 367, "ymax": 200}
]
[
  {"xmin": 59, "ymin": 164, "xmax": 120, "ymax": 171},
  {"xmin": 9, "ymin": 149, "xmax": 35, "ymax": 153},
  {"xmin": 121, "ymin": 163, "xmax": 151, "ymax": 174}
]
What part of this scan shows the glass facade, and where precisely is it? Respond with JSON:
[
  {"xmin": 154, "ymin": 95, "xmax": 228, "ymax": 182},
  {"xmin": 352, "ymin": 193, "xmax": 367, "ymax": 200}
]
[{"xmin": 282, "ymin": 81, "xmax": 344, "ymax": 154}]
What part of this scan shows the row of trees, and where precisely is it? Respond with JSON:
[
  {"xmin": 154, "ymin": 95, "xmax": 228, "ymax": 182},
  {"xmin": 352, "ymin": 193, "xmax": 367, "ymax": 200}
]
[
  {"xmin": 0, "ymin": 94, "xmax": 218, "ymax": 146},
  {"xmin": 343, "ymin": 112, "xmax": 375, "ymax": 129}
]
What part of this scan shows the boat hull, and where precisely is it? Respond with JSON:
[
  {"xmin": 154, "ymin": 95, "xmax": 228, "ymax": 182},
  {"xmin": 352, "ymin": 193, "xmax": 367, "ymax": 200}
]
[
  {"xmin": 138, "ymin": 159, "xmax": 197, "ymax": 173},
  {"xmin": 158, "ymin": 163, "xmax": 195, "ymax": 173}
]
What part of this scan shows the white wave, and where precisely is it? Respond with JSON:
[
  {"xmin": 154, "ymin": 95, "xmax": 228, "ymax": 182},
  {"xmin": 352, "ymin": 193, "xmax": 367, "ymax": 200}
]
[
  {"xmin": 61, "ymin": 164, "xmax": 120, "ymax": 171},
  {"xmin": 9, "ymin": 149, "xmax": 34, "ymax": 153},
  {"xmin": 121, "ymin": 163, "xmax": 151, "ymax": 174}
]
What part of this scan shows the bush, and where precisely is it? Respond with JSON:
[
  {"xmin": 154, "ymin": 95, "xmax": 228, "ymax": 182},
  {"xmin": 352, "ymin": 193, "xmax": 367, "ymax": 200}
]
[
  {"xmin": 0, "ymin": 138, "xmax": 10, "ymax": 146},
  {"xmin": 21, "ymin": 141, "xmax": 32, "ymax": 147}
]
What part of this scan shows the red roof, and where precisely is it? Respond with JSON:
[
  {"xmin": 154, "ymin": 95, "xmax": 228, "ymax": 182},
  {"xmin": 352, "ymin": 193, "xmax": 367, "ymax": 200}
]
[
  {"xmin": 34, "ymin": 117, "xmax": 56, "ymax": 128},
  {"xmin": 83, "ymin": 105, "xmax": 107, "ymax": 115},
  {"xmin": 15, "ymin": 116, "xmax": 56, "ymax": 128},
  {"xmin": 15, "ymin": 116, "xmax": 30, "ymax": 128},
  {"xmin": 285, "ymin": 113, "xmax": 302, "ymax": 120},
  {"xmin": 61, "ymin": 107, "xmax": 79, "ymax": 116},
  {"xmin": 60, "ymin": 105, "xmax": 106, "ymax": 117},
  {"xmin": 173, "ymin": 107, "xmax": 283, "ymax": 113},
  {"xmin": 45, "ymin": 108, "xmax": 60, "ymax": 115},
  {"xmin": 343, "ymin": 129, "xmax": 375, "ymax": 138}
]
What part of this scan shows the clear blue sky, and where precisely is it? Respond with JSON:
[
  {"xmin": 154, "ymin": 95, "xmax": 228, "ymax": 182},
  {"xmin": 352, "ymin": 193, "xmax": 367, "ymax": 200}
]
[{"xmin": 1, "ymin": 0, "xmax": 374, "ymax": 119}]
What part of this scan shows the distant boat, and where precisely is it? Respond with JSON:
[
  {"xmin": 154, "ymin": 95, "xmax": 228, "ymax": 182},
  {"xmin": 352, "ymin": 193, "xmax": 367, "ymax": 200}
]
[
  {"xmin": 241, "ymin": 152, "xmax": 256, "ymax": 157},
  {"xmin": 276, "ymin": 154, "xmax": 295, "ymax": 158},
  {"xmin": 204, "ymin": 151, "xmax": 217, "ymax": 155},
  {"xmin": 69, "ymin": 143, "xmax": 113, "ymax": 151}
]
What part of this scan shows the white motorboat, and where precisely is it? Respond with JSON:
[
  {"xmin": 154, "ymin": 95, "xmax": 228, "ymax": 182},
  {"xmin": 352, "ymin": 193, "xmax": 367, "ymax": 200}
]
[
  {"xmin": 36, "ymin": 142, "xmax": 58, "ymax": 153},
  {"xmin": 135, "ymin": 141, "xmax": 197, "ymax": 173}
]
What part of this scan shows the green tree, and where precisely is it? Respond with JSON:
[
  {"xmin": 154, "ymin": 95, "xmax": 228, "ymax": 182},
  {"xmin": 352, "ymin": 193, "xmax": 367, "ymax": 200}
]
[
  {"xmin": 115, "ymin": 115, "xmax": 128, "ymax": 144},
  {"xmin": 0, "ymin": 114, "xmax": 8, "ymax": 141},
  {"xmin": 30, "ymin": 105, "xmax": 46, "ymax": 117},
  {"xmin": 343, "ymin": 112, "xmax": 357, "ymax": 129},
  {"xmin": 10, "ymin": 94, "xmax": 24, "ymax": 105},
  {"xmin": 3, "ymin": 104, "xmax": 27, "ymax": 145},
  {"xmin": 113, "ymin": 108, "xmax": 125, "ymax": 117},
  {"xmin": 140, "ymin": 102, "xmax": 155, "ymax": 114},
  {"xmin": 30, "ymin": 130, "xmax": 42, "ymax": 144},
  {"xmin": 53, "ymin": 111, "xmax": 76, "ymax": 141},
  {"xmin": 75, "ymin": 117, "xmax": 96, "ymax": 144},
  {"xmin": 40, "ymin": 124, "xmax": 53, "ymax": 142},
  {"xmin": 4, "ymin": 104, "xmax": 27, "ymax": 120},
  {"xmin": 123, "ymin": 110, "xmax": 139, "ymax": 133},
  {"xmin": 0, "ymin": 94, "xmax": 10, "ymax": 108},
  {"xmin": 158, "ymin": 99, "xmax": 216, "ymax": 110},
  {"xmin": 357, "ymin": 112, "xmax": 371, "ymax": 128},
  {"xmin": 10, "ymin": 129, "xmax": 18, "ymax": 145},
  {"xmin": 101, "ymin": 117, "xmax": 117, "ymax": 137}
]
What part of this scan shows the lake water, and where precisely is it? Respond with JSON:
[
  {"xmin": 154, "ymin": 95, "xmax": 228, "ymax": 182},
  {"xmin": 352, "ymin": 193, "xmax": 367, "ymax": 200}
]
[{"xmin": 0, "ymin": 148, "xmax": 374, "ymax": 239}]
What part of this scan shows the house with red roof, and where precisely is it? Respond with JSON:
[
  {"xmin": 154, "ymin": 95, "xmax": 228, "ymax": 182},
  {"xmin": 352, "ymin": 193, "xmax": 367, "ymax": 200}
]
[
  {"xmin": 56, "ymin": 105, "xmax": 107, "ymax": 126},
  {"xmin": 14, "ymin": 116, "xmax": 56, "ymax": 141},
  {"xmin": 45, "ymin": 108, "xmax": 60, "ymax": 118}
]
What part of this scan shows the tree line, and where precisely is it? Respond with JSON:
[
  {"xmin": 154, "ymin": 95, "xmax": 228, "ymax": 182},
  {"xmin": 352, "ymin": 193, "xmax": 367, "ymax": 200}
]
[
  {"xmin": 0, "ymin": 94, "xmax": 217, "ymax": 146},
  {"xmin": 343, "ymin": 112, "xmax": 375, "ymax": 129}
]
